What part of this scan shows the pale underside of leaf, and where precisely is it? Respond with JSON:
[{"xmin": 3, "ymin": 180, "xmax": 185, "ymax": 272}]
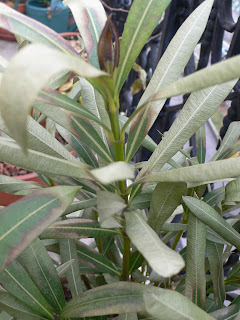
[
  {"xmin": 125, "ymin": 211, "xmax": 185, "ymax": 277},
  {"xmin": 126, "ymin": 0, "xmax": 214, "ymax": 161},
  {"xmin": 0, "ymin": 43, "xmax": 106, "ymax": 151},
  {"xmin": 138, "ymin": 80, "xmax": 236, "ymax": 178}
]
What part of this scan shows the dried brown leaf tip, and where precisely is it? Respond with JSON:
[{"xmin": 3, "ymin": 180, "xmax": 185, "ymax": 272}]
[{"xmin": 97, "ymin": 14, "xmax": 120, "ymax": 75}]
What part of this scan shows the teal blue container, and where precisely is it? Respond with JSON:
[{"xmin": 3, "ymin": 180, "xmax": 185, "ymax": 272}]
[{"xmin": 26, "ymin": 0, "xmax": 69, "ymax": 33}]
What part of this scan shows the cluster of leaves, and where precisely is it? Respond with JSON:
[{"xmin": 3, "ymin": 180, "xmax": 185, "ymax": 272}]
[{"xmin": 0, "ymin": 0, "xmax": 240, "ymax": 319}]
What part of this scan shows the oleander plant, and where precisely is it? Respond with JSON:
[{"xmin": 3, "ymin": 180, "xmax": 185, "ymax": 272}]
[{"xmin": 0, "ymin": 0, "xmax": 240, "ymax": 319}]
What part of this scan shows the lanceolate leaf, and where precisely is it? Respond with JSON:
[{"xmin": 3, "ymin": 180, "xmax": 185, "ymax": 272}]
[
  {"xmin": 138, "ymin": 80, "xmax": 237, "ymax": 178},
  {"xmin": 129, "ymin": 252, "xmax": 144, "ymax": 274},
  {"xmin": 0, "ymin": 290, "xmax": 49, "ymax": 320},
  {"xmin": 59, "ymin": 239, "xmax": 85, "ymax": 297},
  {"xmin": 0, "ymin": 261, "xmax": 54, "ymax": 319},
  {"xmin": 18, "ymin": 238, "xmax": 65, "ymax": 313},
  {"xmin": 114, "ymin": 0, "xmax": 171, "ymax": 94},
  {"xmin": 40, "ymin": 218, "xmax": 119, "ymax": 239},
  {"xmin": 38, "ymin": 89, "xmax": 110, "ymax": 133},
  {"xmin": 76, "ymin": 241, "xmax": 120, "ymax": 276},
  {"xmin": 0, "ymin": 186, "xmax": 80, "ymax": 271},
  {"xmin": 183, "ymin": 196, "xmax": 240, "ymax": 250},
  {"xmin": 142, "ymin": 158, "xmax": 240, "ymax": 186},
  {"xmin": 185, "ymin": 213, "xmax": 206, "ymax": 308},
  {"xmin": 0, "ymin": 138, "xmax": 90, "ymax": 180},
  {"xmin": 79, "ymin": 77, "xmax": 109, "ymax": 148},
  {"xmin": 63, "ymin": 198, "xmax": 97, "ymax": 215},
  {"xmin": 0, "ymin": 175, "xmax": 41, "ymax": 195},
  {"xmin": 0, "ymin": 3, "xmax": 76, "ymax": 55},
  {"xmin": 203, "ymin": 187, "xmax": 225, "ymax": 207},
  {"xmin": 0, "ymin": 114, "xmax": 77, "ymax": 161},
  {"xmin": 196, "ymin": 124, "xmax": 206, "ymax": 164},
  {"xmin": 211, "ymin": 122, "xmax": 240, "ymax": 162},
  {"xmin": 63, "ymin": 0, "xmax": 107, "ymax": 68},
  {"xmin": 0, "ymin": 43, "xmax": 107, "ymax": 151},
  {"xmin": 56, "ymin": 126, "xmax": 99, "ymax": 168},
  {"xmin": 144, "ymin": 290, "xmax": 215, "ymax": 320},
  {"xmin": 148, "ymin": 182, "xmax": 186, "ymax": 234},
  {"xmin": 56, "ymin": 259, "xmax": 75, "ymax": 277},
  {"xmin": 206, "ymin": 240, "xmax": 225, "ymax": 308},
  {"xmin": 125, "ymin": 0, "xmax": 213, "ymax": 161},
  {"xmin": 34, "ymin": 97, "xmax": 113, "ymax": 164},
  {"xmin": 125, "ymin": 211, "xmax": 185, "ymax": 277},
  {"xmin": 60, "ymin": 282, "xmax": 156, "ymax": 319}
]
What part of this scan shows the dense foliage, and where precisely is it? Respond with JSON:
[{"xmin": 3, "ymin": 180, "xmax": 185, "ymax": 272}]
[{"xmin": 0, "ymin": 0, "xmax": 240, "ymax": 319}]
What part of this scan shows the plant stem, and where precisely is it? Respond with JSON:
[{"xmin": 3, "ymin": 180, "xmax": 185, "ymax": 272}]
[{"xmin": 122, "ymin": 236, "xmax": 131, "ymax": 281}]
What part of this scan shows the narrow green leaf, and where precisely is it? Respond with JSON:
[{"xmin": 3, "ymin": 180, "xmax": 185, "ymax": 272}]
[
  {"xmin": 0, "ymin": 261, "xmax": 54, "ymax": 319},
  {"xmin": 185, "ymin": 213, "xmax": 206, "ymax": 307},
  {"xmin": 0, "ymin": 114, "xmax": 76, "ymax": 161},
  {"xmin": 161, "ymin": 223, "xmax": 187, "ymax": 232},
  {"xmin": 63, "ymin": 0, "xmax": 106, "ymax": 68},
  {"xmin": 115, "ymin": 313, "xmax": 138, "ymax": 320},
  {"xmin": 212, "ymin": 122, "xmax": 240, "ymax": 161},
  {"xmin": 79, "ymin": 78, "xmax": 109, "ymax": 149},
  {"xmin": 0, "ymin": 138, "xmax": 90, "ymax": 180},
  {"xmin": 38, "ymin": 89, "xmax": 109, "ymax": 133},
  {"xmin": 125, "ymin": 0, "xmax": 213, "ymax": 161},
  {"xmin": 203, "ymin": 187, "xmax": 225, "ymax": 207},
  {"xmin": 18, "ymin": 238, "xmax": 65, "ymax": 313},
  {"xmin": 60, "ymin": 282, "xmax": 156, "ymax": 319},
  {"xmin": 144, "ymin": 290, "xmax": 215, "ymax": 320},
  {"xmin": 183, "ymin": 196, "xmax": 240, "ymax": 250},
  {"xmin": 0, "ymin": 290, "xmax": 48, "ymax": 320},
  {"xmin": 0, "ymin": 186, "xmax": 80, "ymax": 271},
  {"xmin": 138, "ymin": 80, "xmax": 236, "ymax": 178},
  {"xmin": 206, "ymin": 227, "xmax": 230, "ymax": 246},
  {"xmin": 63, "ymin": 198, "xmax": 97, "ymax": 215},
  {"xmin": 91, "ymin": 162, "xmax": 135, "ymax": 185},
  {"xmin": 206, "ymin": 240, "xmax": 225, "ymax": 308},
  {"xmin": 0, "ymin": 175, "xmax": 41, "ymax": 195},
  {"xmin": 62, "ymin": 130, "xmax": 99, "ymax": 167},
  {"xmin": 142, "ymin": 158, "xmax": 240, "ymax": 186},
  {"xmin": 153, "ymin": 56, "xmax": 240, "ymax": 100},
  {"xmin": 119, "ymin": 115, "xmax": 157, "ymax": 153},
  {"xmin": 131, "ymin": 193, "xmax": 152, "ymax": 210},
  {"xmin": 129, "ymin": 252, "xmax": 144, "ymax": 274},
  {"xmin": 196, "ymin": 124, "xmax": 206, "ymax": 164},
  {"xmin": 59, "ymin": 239, "xmax": 85, "ymax": 297},
  {"xmin": 225, "ymin": 178, "xmax": 240, "ymax": 203},
  {"xmin": 0, "ymin": 3, "xmax": 76, "ymax": 55},
  {"xmin": 114, "ymin": 0, "xmax": 171, "ymax": 93},
  {"xmin": 148, "ymin": 182, "xmax": 186, "ymax": 234},
  {"xmin": 34, "ymin": 94, "xmax": 113, "ymax": 164},
  {"xmin": 76, "ymin": 241, "xmax": 120, "ymax": 276},
  {"xmin": 41, "ymin": 218, "xmax": 119, "ymax": 239},
  {"xmin": 0, "ymin": 43, "xmax": 107, "ymax": 151},
  {"xmin": 97, "ymin": 191, "xmax": 126, "ymax": 228},
  {"xmin": 125, "ymin": 211, "xmax": 185, "ymax": 277},
  {"xmin": 56, "ymin": 259, "xmax": 75, "ymax": 277}
]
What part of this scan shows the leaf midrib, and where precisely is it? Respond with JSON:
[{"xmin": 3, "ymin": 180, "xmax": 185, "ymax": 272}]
[{"xmin": 0, "ymin": 198, "xmax": 57, "ymax": 241}]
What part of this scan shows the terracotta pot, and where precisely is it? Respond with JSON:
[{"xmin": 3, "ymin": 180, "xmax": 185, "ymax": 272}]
[
  {"xmin": 0, "ymin": 172, "xmax": 45, "ymax": 206},
  {"xmin": 0, "ymin": 3, "xmax": 26, "ymax": 41}
]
